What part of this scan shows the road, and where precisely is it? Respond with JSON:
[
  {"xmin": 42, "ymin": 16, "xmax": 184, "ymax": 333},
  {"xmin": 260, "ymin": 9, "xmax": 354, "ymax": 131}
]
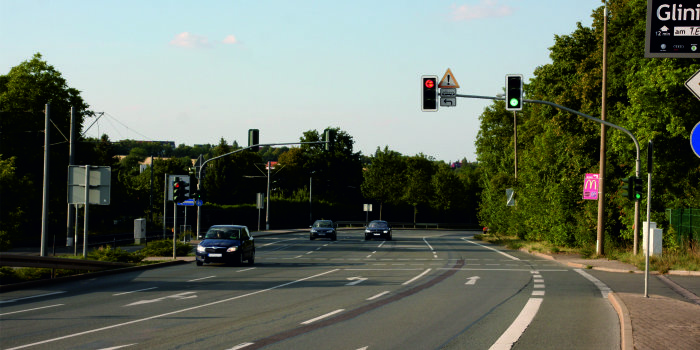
[{"xmin": 0, "ymin": 230, "xmax": 619, "ymax": 349}]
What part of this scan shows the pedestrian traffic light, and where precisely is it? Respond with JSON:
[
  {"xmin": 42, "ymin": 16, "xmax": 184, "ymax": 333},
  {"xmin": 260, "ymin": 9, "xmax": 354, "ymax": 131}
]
[
  {"xmin": 505, "ymin": 74, "xmax": 523, "ymax": 111},
  {"xmin": 248, "ymin": 129, "xmax": 259, "ymax": 152},
  {"xmin": 324, "ymin": 128, "xmax": 335, "ymax": 151},
  {"xmin": 421, "ymin": 75, "xmax": 438, "ymax": 112},
  {"xmin": 633, "ymin": 177, "xmax": 643, "ymax": 201},
  {"xmin": 621, "ymin": 176, "xmax": 635, "ymax": 201}
]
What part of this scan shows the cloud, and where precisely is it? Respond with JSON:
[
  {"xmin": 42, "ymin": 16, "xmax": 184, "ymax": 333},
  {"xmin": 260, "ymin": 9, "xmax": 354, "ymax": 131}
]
[
  {"xmin": 169, "ymin": 32, "xmax": 211, "ymax": 48},
  {"xmin": 450, "ymin": 0, "xmax": 514, "ymax": 21},
  {"xmin": 222, "ymin": 34, "xmax": 238, "ymax": 45}
]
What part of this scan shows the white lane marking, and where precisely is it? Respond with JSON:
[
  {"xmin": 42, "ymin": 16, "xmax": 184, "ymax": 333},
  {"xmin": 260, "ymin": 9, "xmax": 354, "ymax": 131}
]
[
  {"xmin": 0, "ymin": 304, "xmax": 64, "ymax": 317},
  {"xmin": 237, "ymin": 267, "xmax": 256, "ymax": 273},
  {"xmin": 534, "ymin": 284, "xmax": 545, "ymax": 289},
  {"xmin": 0, "ymin": 291, "xmax": 66, "ymax": 304},
  {"xmin": 461, "ymin": 238, "xmax": 520, "ymax": 260},
  {"xmin": 377, "ymin": 241, "xmax": 386, "ymax": 248},
  {"xmin": 534, "ymin": 279, "xmax": 544, "ymax": 283},
  {"xmin": 301, "ymin": 309, "xmax": 345, "ymax": 325},
  {"xmin": 532, "ymin": 290, "xmax": 545, "ymax": 296},
  {"xmin": 6, "ymin": 269, "xmax": 340, "ymax": 350},
  {"xmin": 346, "ymin": 277, "xmax": 368, "ymax": 286},
  {"xmin": 113, "ymin": 287, "xmax": 158, "ymax": 296},
  {"xmin": 422, "ymin": 237, "xmax": 434, "ymax": 251},
  {"xmin": 402, "ymin": 268, "xmax": 432, "ymax": 285},
  {"xmin": 125, "ymin": 292, "xmax": 197, "ymax": 306},
  {"xmin": 98, "ymin": 344, "xmax": 137, "ymax": 350},
  {"xmin": 227, "ymin": 342, "xmax": 254, "ymax": 350},
  {"xmin": 465, "ymin": 276, "xmax": 480, "ymax": 285},
  {"xmin": 366, "ymin": 291, "xmax": 390, "ymax": 300},
  {"xmin": 489, "ymin": 298, "xmax": 543, "ymax": 350},
  {"xmin": 187, "ymin": 276, "xmax": 215, "ymax": 282},
  {"xmin": 574, "ymin": 268, "xmax": 611, "ymax": 298}
]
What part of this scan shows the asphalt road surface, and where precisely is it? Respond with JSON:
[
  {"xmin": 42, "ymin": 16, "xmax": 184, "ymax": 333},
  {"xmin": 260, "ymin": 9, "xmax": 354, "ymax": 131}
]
[{"xmin": 0, "ymin": 229, "xmax": 619, "ymax": 350}]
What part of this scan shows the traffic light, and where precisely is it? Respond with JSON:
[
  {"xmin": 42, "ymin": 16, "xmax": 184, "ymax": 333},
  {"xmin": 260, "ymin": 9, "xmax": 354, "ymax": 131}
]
[
  {"xmin": 324, "ymin": 128, "xmax": 335, "ymax": 151},
  {"xmin": 505, "ymin": 74, "xmax": 523, "ymax": 111},
  {"xmin": 421, "ymin": 75, "xmax": 438, "ymax": 112},
  {"xmin": 173, "ymin": 178, "xmax": 184, "ymax": 203},
  {"xmin": 633, "ymin": 177, "xmax": 643, "ymax": 201},
  {"xmin": 248, "ymin": 129, "xmax": 259, "ymax": 152},
  {"xmin": 621, "ymin": 176, "xmax": 635, "ymax": 201},
  {"xmin": 181, "ymin": 180, "xmax": 190, "ymax": 201}
]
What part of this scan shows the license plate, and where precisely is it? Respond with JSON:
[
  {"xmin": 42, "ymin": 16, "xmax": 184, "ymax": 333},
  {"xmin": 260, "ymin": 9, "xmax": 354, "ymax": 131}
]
[
  {"xmin": 374, "ymin": 233, "xmax": 380, "ymax": 235},
  {"xmin": 208, "ymin": 253, "xmax": 222, "ymax": 257}
]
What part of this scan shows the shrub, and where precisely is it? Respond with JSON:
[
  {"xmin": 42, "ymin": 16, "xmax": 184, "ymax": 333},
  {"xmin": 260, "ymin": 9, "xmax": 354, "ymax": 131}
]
[
  {"xmin": 88, "ymin": 245, "xmax": 143, "ymax": 263},
  {"xmin": 138, "ymin": 239, "xmax": 192, "ymax": 257}
]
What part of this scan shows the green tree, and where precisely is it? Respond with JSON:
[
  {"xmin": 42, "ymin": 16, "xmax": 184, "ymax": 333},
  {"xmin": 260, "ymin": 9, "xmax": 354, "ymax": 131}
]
[{"xmin": 361, "ymin": 146, "xmax": 406, "ymax": 219}]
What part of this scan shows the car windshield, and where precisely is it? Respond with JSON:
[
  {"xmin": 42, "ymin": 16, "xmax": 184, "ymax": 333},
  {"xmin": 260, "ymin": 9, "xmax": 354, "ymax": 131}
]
[
  {"xmin": 313, "ymin": 221, "xmax": 333, "ymax": 228},
  {"xmin": 369, "ymin": 222, "xmax": 387, "ymax": 228},
  {"xmin": 205, "ymin": 228, "xmax": 240, "ymax": 240}
]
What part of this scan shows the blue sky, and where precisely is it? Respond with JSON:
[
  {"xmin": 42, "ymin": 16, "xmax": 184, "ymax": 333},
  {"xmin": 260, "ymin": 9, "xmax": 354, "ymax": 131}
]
[{"xmin": 1, "ymin": 0, "xmax": 603, "ymax": 162}]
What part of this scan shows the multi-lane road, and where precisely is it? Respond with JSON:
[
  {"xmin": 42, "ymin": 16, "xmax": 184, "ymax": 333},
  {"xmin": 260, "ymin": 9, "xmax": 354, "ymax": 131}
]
[{"xmin": 0, "ymin": 230, "xmax": 619, "ymax": 349}]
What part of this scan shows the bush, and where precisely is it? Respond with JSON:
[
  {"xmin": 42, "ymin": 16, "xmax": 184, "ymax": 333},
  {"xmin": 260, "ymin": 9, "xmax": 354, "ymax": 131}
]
[
  {"xmin": 88, "ymin": 245, "xmax": 144, "ymax": 263},
  {"xmin": 138, "ymin": 239, "xmax": 192, "ymax": 257}
]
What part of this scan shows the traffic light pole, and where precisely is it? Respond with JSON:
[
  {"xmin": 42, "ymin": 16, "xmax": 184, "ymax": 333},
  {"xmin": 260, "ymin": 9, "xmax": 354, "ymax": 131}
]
[
  {"xmin": 195, "ymin": 140, "xmax": 330, "ymax": 237},
  {"xmin": 449, "ymin": 92, "xmax": 642, "ymax": 254}
]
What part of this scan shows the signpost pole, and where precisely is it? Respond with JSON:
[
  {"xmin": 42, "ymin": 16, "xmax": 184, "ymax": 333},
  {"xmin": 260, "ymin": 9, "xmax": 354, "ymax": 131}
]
[{"xmin": 83, "ymin": 165, "xmax": 90, "ymax": 258}]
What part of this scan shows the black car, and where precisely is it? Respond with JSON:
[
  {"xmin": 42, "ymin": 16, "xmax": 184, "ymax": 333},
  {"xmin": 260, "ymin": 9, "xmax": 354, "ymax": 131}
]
[
  {"xmin": 310, "ymin": 220, "xmax": 337, "ymax": 240},
  {"xmin": 196, "ymin": 225, "xmax": 255, "ymax": 266},
  {"xmin": 364, "ymin": 220, "xmax": 392, "ymax": 240}
]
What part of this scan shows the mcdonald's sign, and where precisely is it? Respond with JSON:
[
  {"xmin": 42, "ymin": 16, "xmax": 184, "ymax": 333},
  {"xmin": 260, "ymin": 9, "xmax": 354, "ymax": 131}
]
[{"xmin": 583, "ymin": 173, "xmax": 599, "ymax": 200}]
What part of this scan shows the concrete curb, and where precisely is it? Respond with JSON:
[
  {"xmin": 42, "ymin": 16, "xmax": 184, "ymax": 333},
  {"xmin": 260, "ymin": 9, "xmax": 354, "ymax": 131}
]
[
  {"xmin": 657, "ymin": 274, "xmax": 700, "ymax": 306},
  {"xmin": 608, "ymin": 292, "xmax": 634, "ymax": 350}
]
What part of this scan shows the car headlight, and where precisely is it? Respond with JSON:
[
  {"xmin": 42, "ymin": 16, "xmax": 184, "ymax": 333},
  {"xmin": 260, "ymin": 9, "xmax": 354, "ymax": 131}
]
[
  {"xmin": 226, "ymin": 246, "xmax": 238, "ymax": 252},
  {"xmin": 311, "ymin": 229, "xmax": 317, "ymax": 233},
  {"xmin": 384, "ymin": 230, "xmax": 389, "ymax": 233},
  {"xmin": 365, "ymin": 229, "xmax": 370, "ymax": 233},
  {"xmin": 197, "ymin": 246, "xmax": 205, "ymax": 252}
]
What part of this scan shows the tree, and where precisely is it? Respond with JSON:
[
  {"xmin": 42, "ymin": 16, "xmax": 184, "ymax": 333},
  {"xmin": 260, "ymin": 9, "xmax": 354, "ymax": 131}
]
[
  {"xmin": 402, "ymin": 154, "xmax": 435, "ymax": 224},
  {"xmin": 361, "ymin": 146, "xmax": 406, "ymax": 219}
]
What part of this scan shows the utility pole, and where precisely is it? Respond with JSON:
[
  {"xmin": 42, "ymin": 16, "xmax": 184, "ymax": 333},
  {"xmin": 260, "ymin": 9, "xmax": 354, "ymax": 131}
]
[
  {"xmin": 40, "ymin": 104, "xmax": 50, "ymax": 256},
  {"xmin": 67, "ymin": 107, "xmax": 77, "ymax": 248},
  {"xmin": 597, "ymin": 4, "xmax": 608, "ymax": 256}
]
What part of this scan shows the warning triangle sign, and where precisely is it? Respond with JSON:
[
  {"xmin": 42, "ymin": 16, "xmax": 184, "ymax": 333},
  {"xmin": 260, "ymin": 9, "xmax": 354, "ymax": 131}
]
[{"xmin": 438, "ymin": 68, "xmax": 460, "ymax": 88}]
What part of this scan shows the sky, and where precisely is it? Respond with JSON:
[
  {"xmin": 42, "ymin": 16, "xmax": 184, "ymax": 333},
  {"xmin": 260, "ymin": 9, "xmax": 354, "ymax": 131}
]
[{"xmin": 1, "ymin": 0, "xmax": 603, "ymax": 163}]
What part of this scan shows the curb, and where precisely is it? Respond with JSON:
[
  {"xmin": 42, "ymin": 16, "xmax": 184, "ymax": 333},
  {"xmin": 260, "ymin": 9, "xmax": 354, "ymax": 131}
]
[
  {"xmin": 608, "ymin": 292, "xmax": 634, "ymax": 350},
  {"xmin": 657, "ymin": 274, "xmax": 700, "ymax": 306}
]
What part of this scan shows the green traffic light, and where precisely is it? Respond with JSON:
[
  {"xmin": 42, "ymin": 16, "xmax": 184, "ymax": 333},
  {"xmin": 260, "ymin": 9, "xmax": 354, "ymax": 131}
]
[{"xmin": 509, "ymin": 98, "xmax": 519, "ymax": 107}]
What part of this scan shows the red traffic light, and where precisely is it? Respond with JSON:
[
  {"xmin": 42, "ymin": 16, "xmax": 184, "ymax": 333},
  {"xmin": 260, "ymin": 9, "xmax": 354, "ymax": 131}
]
[
  {"xmin": 425, "ymin": 79, "xmax": 435, "ymax": 89},
  {"xmin": 174, "ymin": 182, "xmax": 180, "ymax": 188}
]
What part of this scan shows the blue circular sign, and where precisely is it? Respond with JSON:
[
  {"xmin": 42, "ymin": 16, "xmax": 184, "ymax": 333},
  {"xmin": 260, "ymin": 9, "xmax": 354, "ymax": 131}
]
[{"xmin": 692, "ymin": 122, "xmax": 700, "ymax": 158}]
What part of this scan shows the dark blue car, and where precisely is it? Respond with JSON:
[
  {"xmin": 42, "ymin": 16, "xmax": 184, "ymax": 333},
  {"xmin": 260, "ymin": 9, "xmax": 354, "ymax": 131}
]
[{"xmin": 196, "ymin": 225, "xmax": 255, "ymax": 266}]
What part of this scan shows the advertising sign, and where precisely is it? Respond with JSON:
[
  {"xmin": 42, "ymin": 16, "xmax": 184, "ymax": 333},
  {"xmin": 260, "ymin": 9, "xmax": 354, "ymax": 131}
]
[{"xmin": 583, "ymin": 173, "xmax": 599, "ymax": 200}]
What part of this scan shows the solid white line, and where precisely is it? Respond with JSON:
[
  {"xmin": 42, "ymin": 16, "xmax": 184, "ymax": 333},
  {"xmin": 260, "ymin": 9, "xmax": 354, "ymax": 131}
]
[
  {"xmin": 423, "ymin": 237, "xmax": 434, "ymax": 251},
  {"xmin": 0, "ymin": 304, "xmax": 64, "ymax": 317},
  {"xmin": 227, "ymin": 342, "xmax": 254, "ymax": 350},
  {"xmin": 574, "ymin": 268, "xmax": 611, "ymax": 298},
  {"xmin": 366, "ymin": 291, "xmax": 390, "ymax": 300},
  {"xmin": 301, "ymin": 309, "xmax": 345, "ymax": 325},
  {"xmin": 461, "ymin": 238, "xmax": 520, "ymax": 261},
  {"xmin": 187, "ymin": 276, "xmax": 216, "ymax": 282},
  {"xmin": 113, "ymin": 287, "xmax": 158, "ymax": 296},
  {"xmin": 5, "ymin": 269, "xmax": 340, "ymax": 350},
  {"xmin": 489, "ymin": 298, "xmax": 543, "ymax": 350},
  {"xmin": 402, "ymin": 268, "xmax": 432, "ymax": 285},
  {"xmin": 98, "ymin": 344, "xmax": 137, "ymax": 350},
  {"xmin": 0, "ymin": 291, "xmax": 66, "ymax": 304},
  {"xmin": 237, "ymin": 267, "xmax": 256, "ymax": 273}
]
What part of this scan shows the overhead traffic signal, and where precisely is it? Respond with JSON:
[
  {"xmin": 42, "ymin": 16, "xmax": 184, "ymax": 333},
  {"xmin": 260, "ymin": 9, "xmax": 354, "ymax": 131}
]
[
  {"xmin": 621, "ymin": 176, "xmax": 635, "ymax": 201},
  {"xmin": 323, "ymin": 128, "xmax": 335, "ymax": 151},
  {"xmin": 248, "ymin": 129, "xmax": 259, "ymax": 152},
  {"xmin": 421, "ymin": 75, "xmax": 438, "ymax": 112},
  {"xmin": 633, "ymin": 177, "xmax": 643, "ymax": 201},
  {"xmin": 505, "ymin": 74, "xmax": 523, "ymax": 111}
]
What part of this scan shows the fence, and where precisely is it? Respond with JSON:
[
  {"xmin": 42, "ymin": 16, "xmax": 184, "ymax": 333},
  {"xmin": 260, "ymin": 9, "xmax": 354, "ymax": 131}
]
[{"xmin": 666, "ymin": 208, "xmax": 700, "ymax": 244}]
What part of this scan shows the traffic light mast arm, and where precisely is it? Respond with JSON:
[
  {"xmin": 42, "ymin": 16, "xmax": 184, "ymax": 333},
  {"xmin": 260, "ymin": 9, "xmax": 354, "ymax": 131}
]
[{"xmin": 448, "ymin": 92, "xmax": 641, "ymax": 175}]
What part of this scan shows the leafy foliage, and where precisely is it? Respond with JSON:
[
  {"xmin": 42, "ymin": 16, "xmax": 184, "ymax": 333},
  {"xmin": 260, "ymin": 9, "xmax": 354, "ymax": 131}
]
[{"xmin": 137, "ymin": 240, "xmax": 192, "ymax": 257}]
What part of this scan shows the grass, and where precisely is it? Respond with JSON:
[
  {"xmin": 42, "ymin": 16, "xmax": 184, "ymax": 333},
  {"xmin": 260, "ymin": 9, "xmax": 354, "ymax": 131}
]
[{"xmin": 473, "ymin": 234, "xmax": 700, "ymax": 272}]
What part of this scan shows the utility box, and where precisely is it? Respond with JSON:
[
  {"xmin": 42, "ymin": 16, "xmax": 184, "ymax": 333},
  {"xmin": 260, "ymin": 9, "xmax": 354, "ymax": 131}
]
[
  {"xmin": 643, "ymin": 221, "xmax": 663, "ymax": 257},
  {"xmin": 134, "ymin": 218, "xmax": 146, "ymax": 244}
]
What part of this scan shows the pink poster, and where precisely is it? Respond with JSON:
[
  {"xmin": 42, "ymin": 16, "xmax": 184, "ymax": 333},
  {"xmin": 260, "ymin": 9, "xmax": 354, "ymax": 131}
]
[{"xmin": 583, "ymin": 173, "xmax": 599, "ymax": 200}]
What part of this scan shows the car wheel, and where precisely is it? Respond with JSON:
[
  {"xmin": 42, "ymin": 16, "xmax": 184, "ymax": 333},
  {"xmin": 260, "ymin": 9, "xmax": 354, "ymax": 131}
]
[
  {"xmin": 364, "ymin": 235, "xmax": 369, "ymax": 240},
  {"xmin": 248, "ymin": 249, "xmax": 255, "ymax": 265},
  {"xmin": 196, "ymin": 260, "xmax": 203, "ymax": 266},
  {"xmin": 236, "ymin": 253, "xmax": 244, "ymax": 266},
  {"xmin": 332, "ymin": 235, "xmax": 337, "ymax": 241},
  {"xmin": 310, "ymin": 235, "xmax": 315, "ymax": 240}
]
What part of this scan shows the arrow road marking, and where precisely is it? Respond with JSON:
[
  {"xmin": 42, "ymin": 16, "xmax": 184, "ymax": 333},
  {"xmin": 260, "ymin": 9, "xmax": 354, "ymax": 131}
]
[
  {"xmin": 346, "ymin": 277, "xmax": 368, "ymax": 286},
  {"xmin": 465, "ymin": 276, "xmax": 480, "ymax": 285}
]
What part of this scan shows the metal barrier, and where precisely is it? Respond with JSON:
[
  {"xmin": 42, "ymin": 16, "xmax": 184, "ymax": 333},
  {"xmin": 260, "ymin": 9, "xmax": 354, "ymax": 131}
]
[{"xmin": 667, "ymin": 208, "xmax": 700, "ymax": 244}]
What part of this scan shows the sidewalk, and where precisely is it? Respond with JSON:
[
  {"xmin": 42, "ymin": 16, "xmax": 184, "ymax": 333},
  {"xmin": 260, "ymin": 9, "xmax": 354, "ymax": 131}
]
[{"xmin": 528, "ymin": 250, "xmax": 700, "ymax": 350}]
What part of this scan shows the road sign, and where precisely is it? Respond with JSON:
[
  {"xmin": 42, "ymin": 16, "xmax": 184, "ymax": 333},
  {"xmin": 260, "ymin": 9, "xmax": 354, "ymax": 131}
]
[
  {"xmin": 583, "ymin": 173, "xmax": 599, "ymax": 200},
  {"xmin": 691, "ymin": 121, "xmax": 700, "ymax": 158},
  {"xmin": 438, "ymin": 68, "xmax": 460, "ymax": 88},
  {"xmin": 686, "ymin": 69, "xmax": 700, "ymax": 101},
  {"xmin": 68, "ymin": 165, "xmax": 111, "ymax": 205},
  {"xmin": 645, "ymin": 0, "xmax": 700, "ymax": 58},
  {"xmin": 177, "ymin": 199, "xmax": 203, "ymax": 206},
  {"xmin": 440, "ymin": 97, "xmax": 456, "ymax": 107}
]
